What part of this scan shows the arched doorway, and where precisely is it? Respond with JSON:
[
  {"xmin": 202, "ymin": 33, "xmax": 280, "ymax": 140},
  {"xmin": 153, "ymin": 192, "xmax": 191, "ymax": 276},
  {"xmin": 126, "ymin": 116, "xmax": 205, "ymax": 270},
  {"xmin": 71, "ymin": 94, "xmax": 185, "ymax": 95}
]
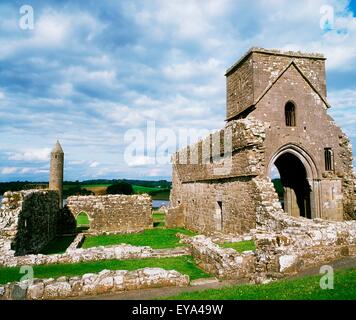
[
  {"xmin": 268, "ymin": 145, "xmax": 319, "ymax": 219},
  {"xmin": 274, "ymin": 153, "xmax": 311, "ymax": 218},
  {"xmin": 76, "ymin": 211, "xmax": 90, "ymax": 232}
]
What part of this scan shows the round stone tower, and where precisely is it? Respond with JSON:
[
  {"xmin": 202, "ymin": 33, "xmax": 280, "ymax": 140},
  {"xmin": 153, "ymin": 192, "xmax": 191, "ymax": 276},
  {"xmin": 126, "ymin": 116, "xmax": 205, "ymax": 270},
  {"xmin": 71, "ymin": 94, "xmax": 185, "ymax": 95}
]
[{"xmin": 49, "ymin": 141, "xmax": 64, "ymax": 209}]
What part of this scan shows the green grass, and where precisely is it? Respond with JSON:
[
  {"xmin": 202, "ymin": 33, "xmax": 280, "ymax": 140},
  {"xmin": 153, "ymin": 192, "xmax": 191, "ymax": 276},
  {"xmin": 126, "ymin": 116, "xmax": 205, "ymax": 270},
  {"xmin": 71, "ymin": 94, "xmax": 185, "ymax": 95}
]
[
  {"xmin": 132, "ymin": 185, "xmax": 161, "ymax": 194},
  {"xmin": 76, "ymin": 212, "xmax": 90, "ymax": 225},
  {"xmin": 221, "ymin": 240, "xmax": 256, "ymax": 253},
  {"xmin": 162, "ymin": 268, "xmax": 356, "ymax": 300},
  {"xmin": 153, "ymin": 212, "xmax": 166, "ymax": 228},
  {"xmin": 82, "ymin": 228, "xmax": 196, "ymax": 249},
  {"xmin": 153, "ymin": 213, "xmax": 165, "ymax": 221},
  {"xmin": 39, "ymin": 236, "xmax": 76, "ymax": 255},
  {"xmin": 0, "ymin": 256, "xmax": 209, "ymax": 285}
]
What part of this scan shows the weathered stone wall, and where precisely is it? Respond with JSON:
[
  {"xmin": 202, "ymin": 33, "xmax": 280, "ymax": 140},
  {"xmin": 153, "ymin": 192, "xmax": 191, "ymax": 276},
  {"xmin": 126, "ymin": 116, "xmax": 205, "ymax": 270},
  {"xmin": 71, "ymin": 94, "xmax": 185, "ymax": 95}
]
[
  {"xmin": 165, "ymin": 204, "xmax": 185, "ymax": 229},
  {"xmin": 181, "ymin": 235, "xmax": 255, "ymax": 280},
  {"xmin": 226, "ymin": 48, "xmax": 326, "ymax": 120},
  {"xmin": 226, "ymin": 53, "xmax": 254, "ymax": 119},
  {"xmin": 0, "ymin": 242, "xmax": 189, "ymax": 267},
  {"xmin": 66, "ymin": 194, "xmax": 152, "ymax": 234},
  {"xmin": 169, "ymin": 118, "xmax": 266, "ymax": 235},
  {"xmin": 0, "ymin": 190, "xmax": 60, "ymax": 256},
  {"xmin": 249, "ymin": 59, "xmax": 354, "ymax": 219},
  {"xmin": 0, "ymin": 268, "xmax": 189, "ymax": 300}
]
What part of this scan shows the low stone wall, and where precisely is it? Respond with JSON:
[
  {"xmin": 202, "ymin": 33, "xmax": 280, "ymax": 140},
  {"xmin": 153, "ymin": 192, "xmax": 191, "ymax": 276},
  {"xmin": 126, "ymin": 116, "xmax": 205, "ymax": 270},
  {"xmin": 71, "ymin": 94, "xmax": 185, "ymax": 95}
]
[
  {"xmin": 67, "ymin": 194, "xmax": 152, "ymax": 234},
  {"xmin": 0, "ymin": 268, "xmax": 189, "ymax": 300},
  {"xmin": 0, "ymin": 190, "xmax": 60, "ymax": 256},
  {"xmin": 0, "ymin": 243, "xmax": 189, "ymax": 267},
  {"xmin": 255, "ymin": 234, "xmax": 356, "ymax": 279},
  {"xmin": 181, "ymin": 235, "xmax": 256, "ymax": 280}
]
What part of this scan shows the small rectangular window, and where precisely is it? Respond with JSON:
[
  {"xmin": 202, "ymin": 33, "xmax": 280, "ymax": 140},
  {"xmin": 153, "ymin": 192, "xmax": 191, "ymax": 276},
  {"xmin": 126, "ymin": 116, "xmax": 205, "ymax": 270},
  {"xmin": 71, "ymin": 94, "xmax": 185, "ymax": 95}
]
[{"xmin": 324, "ymin": 148, "xmax": 334, "ymax": 171}]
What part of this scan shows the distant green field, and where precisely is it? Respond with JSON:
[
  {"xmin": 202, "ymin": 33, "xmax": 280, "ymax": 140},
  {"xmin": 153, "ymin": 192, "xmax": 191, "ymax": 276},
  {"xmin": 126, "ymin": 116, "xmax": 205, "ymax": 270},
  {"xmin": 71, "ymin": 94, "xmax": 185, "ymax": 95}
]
[
  {"xmin": 132, "ymin": 185, "xmax": 170, "ymax": 200},
  {"xmin": 62, "ymin": 183, "xmax": 170, "ymax": 199},
  {"xmin": 132, "ymin": 185, "xmax": 162, "ymax": 193},
  {"xmin": 63, "ymin": 184, "xmax": 112, "ymax": 190},
  {"xmin": 80, "ymin": 184, "xmax": 112, "ymax": 188}
]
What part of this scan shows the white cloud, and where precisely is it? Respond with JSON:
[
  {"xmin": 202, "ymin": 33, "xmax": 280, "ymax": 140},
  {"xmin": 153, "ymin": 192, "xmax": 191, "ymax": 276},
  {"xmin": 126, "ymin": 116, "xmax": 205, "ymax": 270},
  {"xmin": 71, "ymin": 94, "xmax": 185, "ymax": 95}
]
[
  {"xmin": 8, "ymin": 148, "xmax": 51, "ymax": 162},
  {"xmin": 89, "ymin": 161, "xmax": 100, "ymax": 168},
  {"xmin": 0, "ymin": 167, "xmax": 17, "ymax": 174},
  {"xmin": 162, "ymin": 58, "xmax": 222, "ymax": 80}
]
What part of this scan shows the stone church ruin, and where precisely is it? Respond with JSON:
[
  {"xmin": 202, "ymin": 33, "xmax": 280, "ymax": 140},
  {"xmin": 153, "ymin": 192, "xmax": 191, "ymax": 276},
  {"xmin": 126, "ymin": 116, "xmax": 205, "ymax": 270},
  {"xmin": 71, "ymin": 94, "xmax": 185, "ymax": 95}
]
[{"xmin": 168, "ymin": 48, "xmax": 355, "ymax": 235}]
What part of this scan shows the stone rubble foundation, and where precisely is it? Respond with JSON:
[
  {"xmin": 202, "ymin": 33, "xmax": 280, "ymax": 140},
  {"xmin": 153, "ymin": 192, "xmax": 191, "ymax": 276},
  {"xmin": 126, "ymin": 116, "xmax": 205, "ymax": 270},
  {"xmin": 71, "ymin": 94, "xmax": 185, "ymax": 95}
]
[
  {"xmin": 0, "ymin": 243, "xmax": 189, "ymax": 268},
  {"xmin": 0, "ymin": 268, "xmax": 189, "ymax": 300}
]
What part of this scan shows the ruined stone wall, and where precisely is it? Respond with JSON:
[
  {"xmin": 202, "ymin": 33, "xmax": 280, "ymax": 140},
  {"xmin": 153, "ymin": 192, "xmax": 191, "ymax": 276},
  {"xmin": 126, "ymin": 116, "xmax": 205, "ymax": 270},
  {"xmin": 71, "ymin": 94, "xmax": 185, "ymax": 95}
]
[
  {"xmin": 1, "ymin": 242, "xmax": 188, "ymax": 267},
  {"xmin": 172, "ymin": 118, "xmax": 266, "ymax": 183},
  {"xmin": 0, "ymin": 190, "xmax": 59, "ymax": 256},
  {"xmin": 181, "ymin": 235, "xmax": 256, "ymax": 280},
  {"xmin": 169, "ymin": 118, "xmax": 267, "ymax": 235},
  {"xmin": 170, "ymin": 178, "xmax": 257, "ymax": 235},
  {"xmin": 66, "ymin": 194, "xmax": 152, "ymax": 234},
  {"xmin": 0, "ymin": 268, "xmax": 189, "ymax": 300}
]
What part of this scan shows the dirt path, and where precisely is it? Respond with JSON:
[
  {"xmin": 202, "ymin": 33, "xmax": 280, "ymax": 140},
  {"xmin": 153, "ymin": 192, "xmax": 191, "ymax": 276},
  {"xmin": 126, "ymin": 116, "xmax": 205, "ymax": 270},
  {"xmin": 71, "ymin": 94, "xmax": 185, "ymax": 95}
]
[{"xmin": 76, "ymin": 256, "xmax": 356, "ymax": 300}]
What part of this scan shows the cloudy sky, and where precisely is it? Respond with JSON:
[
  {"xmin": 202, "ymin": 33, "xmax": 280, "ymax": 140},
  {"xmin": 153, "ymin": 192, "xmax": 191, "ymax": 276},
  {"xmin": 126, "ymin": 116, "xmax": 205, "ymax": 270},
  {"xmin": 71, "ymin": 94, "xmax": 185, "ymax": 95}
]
[{"xmin": 0, "ymin": 0, "xmax": 355, "ymax": 182}]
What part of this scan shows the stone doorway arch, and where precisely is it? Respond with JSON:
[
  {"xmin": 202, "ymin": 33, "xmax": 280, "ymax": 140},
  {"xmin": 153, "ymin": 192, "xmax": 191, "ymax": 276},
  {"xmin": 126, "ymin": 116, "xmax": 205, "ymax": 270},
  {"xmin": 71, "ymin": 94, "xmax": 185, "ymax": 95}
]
[{"xmin": 268, "ymin": 144, "xmax": 320, "ymax": 219}]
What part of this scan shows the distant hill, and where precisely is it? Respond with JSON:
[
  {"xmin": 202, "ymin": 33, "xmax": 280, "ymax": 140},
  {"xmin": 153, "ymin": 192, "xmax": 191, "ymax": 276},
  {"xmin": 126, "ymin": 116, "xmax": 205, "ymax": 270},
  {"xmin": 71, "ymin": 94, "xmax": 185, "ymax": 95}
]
[
  {"xmin": 79, "ymin": 179, "xmax": 171, "ymax": 189},
  {"xmin": 0, "ymin": 180, "xmax": 172, "ymax": 200}
]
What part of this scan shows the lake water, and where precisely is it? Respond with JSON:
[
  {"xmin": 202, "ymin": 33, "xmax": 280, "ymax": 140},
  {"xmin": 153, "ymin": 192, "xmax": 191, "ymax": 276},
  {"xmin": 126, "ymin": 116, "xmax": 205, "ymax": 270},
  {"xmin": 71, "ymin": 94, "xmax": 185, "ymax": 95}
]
[{"xmin": 152, "ymin": 200, "xmax": 169, "ymax": 208}]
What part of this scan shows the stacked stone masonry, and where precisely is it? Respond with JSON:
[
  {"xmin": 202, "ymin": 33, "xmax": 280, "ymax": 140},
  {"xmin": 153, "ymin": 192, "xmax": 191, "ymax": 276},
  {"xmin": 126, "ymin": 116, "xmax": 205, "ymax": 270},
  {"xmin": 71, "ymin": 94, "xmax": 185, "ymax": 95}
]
[
  {"xmin": 0, "ymin": 268, "xmax": 189, "ymax": 300},
  {"xmin": 66, "ymin": 194, "xmax": 153, "ymax": 234},
  {"xmin": 0, "ymin": 190, "xmax": 60, "ymax": 257},
  {"xmin": 0, "ymin": 241, "xmax": 189, "ymax": 268}
]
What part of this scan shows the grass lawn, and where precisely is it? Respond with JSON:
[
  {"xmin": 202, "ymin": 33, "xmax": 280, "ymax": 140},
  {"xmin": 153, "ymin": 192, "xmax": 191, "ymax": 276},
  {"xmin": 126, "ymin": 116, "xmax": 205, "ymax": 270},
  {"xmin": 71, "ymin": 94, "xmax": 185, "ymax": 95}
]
[
  {"xmin": 153, "ymin": 212, "xmax": 166, "ymax": 228},
  {"xmin": 221, "ymin": 240, "xmax": 256, "ymax": 253},
  {"xmin": 39, "ymin": 236, "xmax": 76, "ymax": 255},
  {"xmin": 76, "ymin": 212, "xmax": 90, "ymax": 225},
  {"xmin": 0, "ymin": 256, "xmax": 209, "ymax": 285},
  {"xmin": 163, "ymin": 268, "xmax": 356, "ymax": 300},
  {"xmin": 81, "ymin": 228, "xmax": 196, "ymax": 249}
]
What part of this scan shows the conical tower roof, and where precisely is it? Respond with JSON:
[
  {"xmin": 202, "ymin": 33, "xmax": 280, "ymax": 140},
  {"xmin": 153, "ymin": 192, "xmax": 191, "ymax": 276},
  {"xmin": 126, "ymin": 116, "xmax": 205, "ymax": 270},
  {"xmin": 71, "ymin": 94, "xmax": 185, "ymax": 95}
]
[{"xmin": 51, "ymin": 140, "xmax": 64, "ymax": 154}]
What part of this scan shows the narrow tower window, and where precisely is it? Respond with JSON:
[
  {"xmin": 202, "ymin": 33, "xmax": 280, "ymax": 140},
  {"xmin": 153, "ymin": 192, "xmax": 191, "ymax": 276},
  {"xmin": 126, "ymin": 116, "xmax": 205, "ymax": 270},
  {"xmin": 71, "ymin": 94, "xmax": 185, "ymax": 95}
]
[
  {"xmin": 285, "ymin": 102, "xmax": 296, "ymax": 127},
  {"xmin": 324, "ymin": 148, "xmax": 334, "ymax": 171}
]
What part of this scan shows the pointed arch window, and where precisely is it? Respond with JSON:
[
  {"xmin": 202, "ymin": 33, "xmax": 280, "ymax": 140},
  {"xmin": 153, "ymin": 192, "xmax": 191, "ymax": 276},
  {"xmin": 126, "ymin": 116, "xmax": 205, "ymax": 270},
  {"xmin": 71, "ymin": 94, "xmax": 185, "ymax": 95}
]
[
  {"xmin": 324, "ymin": 148, "xmax": 334, "ymax": 171},
  {"xmin": 285, "ymin": 102, "xmax": 296, "ymax": 127}
]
